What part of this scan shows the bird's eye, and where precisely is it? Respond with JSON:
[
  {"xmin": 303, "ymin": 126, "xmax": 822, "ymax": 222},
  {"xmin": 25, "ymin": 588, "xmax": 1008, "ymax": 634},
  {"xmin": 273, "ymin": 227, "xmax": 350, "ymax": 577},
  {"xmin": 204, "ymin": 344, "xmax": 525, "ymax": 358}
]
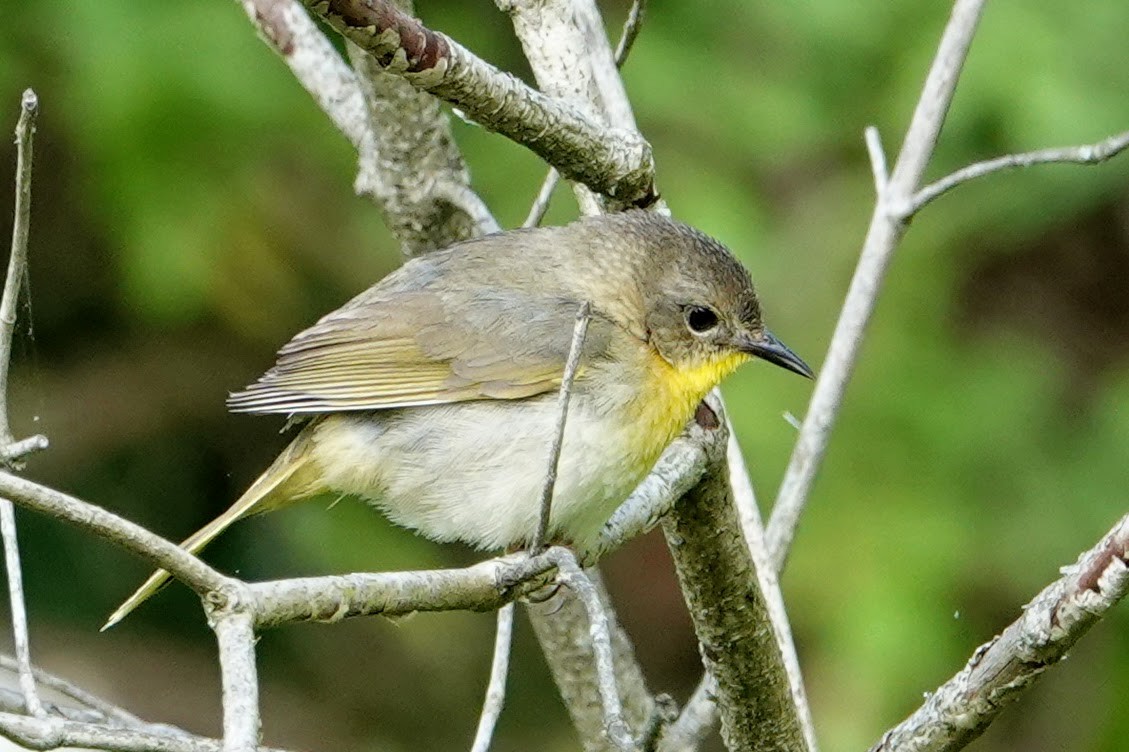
[{"xmin": 685, "ymin": 306, "xmax": 720, "ymax": 334}]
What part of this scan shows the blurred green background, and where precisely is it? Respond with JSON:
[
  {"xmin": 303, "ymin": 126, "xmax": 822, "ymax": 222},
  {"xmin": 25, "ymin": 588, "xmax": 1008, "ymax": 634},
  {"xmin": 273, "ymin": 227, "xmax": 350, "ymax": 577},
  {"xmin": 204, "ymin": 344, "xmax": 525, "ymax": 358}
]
[{"xmin": 2, "ymin": 1, "xmax": 1128, "ymax": 750}]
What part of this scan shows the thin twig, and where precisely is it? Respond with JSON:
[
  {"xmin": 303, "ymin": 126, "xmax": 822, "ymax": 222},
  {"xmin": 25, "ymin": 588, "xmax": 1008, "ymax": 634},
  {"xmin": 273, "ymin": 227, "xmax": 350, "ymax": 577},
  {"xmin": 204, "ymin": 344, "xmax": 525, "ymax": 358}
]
[
  {"xmin": 0, "ymin": 436, "xmax": 47, "ymax": 465},
  {"xmin": 864, "ymin": 126, "xmax": 889, "ymax": 198},
  {"xmin": 0, "ymin": 501, "xmax": 40, "ymax": 717},
  {"xmin": 613, "ymin": 0, "xmax": 649, "ymax": 65},
  {"xmin": 522, "ymin": 169, "xmax": 561, "ymax": 229},
  {"xmin": 0, "ymin": 90, "xmax": 38, "ymax": 447},
  {"xmin": 469, "ymin": 603, "xmax": 515, "ymax": 752},
  {"xmin": 767, "ymin": 0, "xmax": 988, "ymax": 573},
  {"xmin": 548, "ymin": 549, "xmax": 635, "ymax": 752},
  {"xmin": 909, "ymin": 129, "xmax": 1129, "ymax": 215},
  {"xmin": 521, "ymin": 0, "xmax": 648, "ymax": 228},
  {"xmin": 530, "ymin": 302, "xmax": 591, "ymax": 554},
  {"xmin": 0, "ymin": 90, "xmax": 43, "ymax": 720}
]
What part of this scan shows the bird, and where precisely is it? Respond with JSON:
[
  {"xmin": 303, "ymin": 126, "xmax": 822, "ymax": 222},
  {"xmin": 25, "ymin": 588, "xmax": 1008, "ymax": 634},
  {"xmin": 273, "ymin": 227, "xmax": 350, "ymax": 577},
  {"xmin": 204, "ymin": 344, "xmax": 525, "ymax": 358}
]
[{"xmin": 105, "ymin": 210, "xmax": 812, "ymax": 628}]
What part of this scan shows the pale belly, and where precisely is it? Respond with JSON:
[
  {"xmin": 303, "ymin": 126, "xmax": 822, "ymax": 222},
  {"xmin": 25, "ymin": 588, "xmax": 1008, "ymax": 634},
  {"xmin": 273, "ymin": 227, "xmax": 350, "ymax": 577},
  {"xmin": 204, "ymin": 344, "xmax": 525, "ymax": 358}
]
[{"xmin": 305, "ymin": 395, "xmax": 677, "ymax": 552}]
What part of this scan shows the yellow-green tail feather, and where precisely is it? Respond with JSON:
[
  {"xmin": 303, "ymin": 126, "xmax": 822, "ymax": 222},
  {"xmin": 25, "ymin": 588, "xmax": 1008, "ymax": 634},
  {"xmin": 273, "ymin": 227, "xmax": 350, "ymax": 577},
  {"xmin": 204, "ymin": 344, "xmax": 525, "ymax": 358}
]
[{"xmin": 102, "ymin": 434, "xmax": 319, "ymax": 630}]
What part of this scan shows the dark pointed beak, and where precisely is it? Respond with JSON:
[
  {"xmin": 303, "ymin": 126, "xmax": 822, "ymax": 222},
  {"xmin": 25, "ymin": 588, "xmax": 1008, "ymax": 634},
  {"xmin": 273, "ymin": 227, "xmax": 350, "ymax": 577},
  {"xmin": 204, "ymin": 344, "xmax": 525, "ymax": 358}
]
[{"xmin": 738, "ymin": 330, "xmax": 814, "ymax": 379}]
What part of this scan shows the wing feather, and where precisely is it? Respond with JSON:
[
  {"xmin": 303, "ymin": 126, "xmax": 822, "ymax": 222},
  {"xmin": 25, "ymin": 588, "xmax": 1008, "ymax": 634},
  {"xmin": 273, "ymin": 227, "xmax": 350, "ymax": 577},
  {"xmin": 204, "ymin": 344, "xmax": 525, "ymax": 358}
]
[{"xmin": 228, "ymin": 287, "xmax": 612, "ymax": 414}]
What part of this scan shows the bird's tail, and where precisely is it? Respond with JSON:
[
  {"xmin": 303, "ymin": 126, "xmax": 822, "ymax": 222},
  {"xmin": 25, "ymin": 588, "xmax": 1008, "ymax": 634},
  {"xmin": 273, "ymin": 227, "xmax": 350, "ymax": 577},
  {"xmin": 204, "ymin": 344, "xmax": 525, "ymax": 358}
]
[{"xmin": 102, "ymin": 432, "xmax": 320, "ymax": 630}]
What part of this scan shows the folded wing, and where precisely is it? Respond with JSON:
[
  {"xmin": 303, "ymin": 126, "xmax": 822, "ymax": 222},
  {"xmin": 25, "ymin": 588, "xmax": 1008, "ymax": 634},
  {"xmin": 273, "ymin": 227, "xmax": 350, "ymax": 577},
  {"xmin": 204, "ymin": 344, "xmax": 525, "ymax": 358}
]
[{"xmin": 227, "ymin": 288, "xmax": 612, "ymax": 414}]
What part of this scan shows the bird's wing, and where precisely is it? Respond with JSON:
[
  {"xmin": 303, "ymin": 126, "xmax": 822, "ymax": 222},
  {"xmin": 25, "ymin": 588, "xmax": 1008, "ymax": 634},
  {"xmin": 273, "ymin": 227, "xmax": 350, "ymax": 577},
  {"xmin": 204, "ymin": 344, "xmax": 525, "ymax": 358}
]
[{"xmin": 227, "ymin": 288, "xmax": 613, "ymax": 414}]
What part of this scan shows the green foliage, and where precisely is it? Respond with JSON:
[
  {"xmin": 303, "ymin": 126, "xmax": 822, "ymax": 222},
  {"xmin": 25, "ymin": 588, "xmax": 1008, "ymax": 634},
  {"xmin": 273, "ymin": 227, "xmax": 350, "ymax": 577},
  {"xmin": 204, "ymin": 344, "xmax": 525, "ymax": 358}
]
[{"xmin": 2, "ymin": 1, "xmax": 1128, "ymax": 750}]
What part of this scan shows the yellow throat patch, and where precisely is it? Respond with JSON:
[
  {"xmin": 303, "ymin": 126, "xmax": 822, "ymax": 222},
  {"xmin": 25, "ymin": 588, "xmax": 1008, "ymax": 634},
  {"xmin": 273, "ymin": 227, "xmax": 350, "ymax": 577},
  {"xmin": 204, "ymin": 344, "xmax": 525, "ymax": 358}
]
[{"xmin": 628, "ymin": 348, "xmax": 750, "ymax": 465}]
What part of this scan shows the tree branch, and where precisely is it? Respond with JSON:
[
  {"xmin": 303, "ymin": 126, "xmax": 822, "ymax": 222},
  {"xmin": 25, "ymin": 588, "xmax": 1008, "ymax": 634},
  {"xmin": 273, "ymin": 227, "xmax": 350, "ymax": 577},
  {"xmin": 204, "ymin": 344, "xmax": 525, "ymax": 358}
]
[
  {"xmin": 871, "ymin": 512, "xmax": 1129, "ymax": 752},
  {"xmin": 661, "ymin": 403, "xmax": 808, "ymax": 752},
  {"xmin": 723, "ymin": 422, "xmax": 819, "ymax": 751},
  {"xmin": 657, "ymin": 672, "xmax": 715, "ymax": 752},
  {"xmin": 526, "ymin": 567, "xmax": 654, "ymax": 752},
  {"xmin": 522, "ymin": 0, "xmax": 648, "ymax": 228},
  {"xmin": 767, "ymin": 0, "xmax": 988, "ymax": 572},
  {"xmin": 212, "ymin": 608, "xmax": 261, "ymax": 752},
  {"xmin": 909, "ymin": 129, "xmax": 1129, "ymax": 215},
  {"xmin": 0, "ymin": 90, "xmax": 47, "ymax": 722},
  {"xmin": 470, "ymin": 603, "xmax": 514, "ymax": 752},
  {"xmin": 302, "ymin": 0, "xmax": 655, "ymax": 204},
  {"xmin": 0, "ymin": 472, "xmax": 230, "ymax": 598},
  {"xmin": 248, "ymin": 552, "xmax": 557, "ymax": 628},
  {"xmin": 532, "ymin": 302, "xmax": 591, "ymax": 553},
  {"xmin": 346, "ymin": 23, "xmax": 497, "ymax": 255}
]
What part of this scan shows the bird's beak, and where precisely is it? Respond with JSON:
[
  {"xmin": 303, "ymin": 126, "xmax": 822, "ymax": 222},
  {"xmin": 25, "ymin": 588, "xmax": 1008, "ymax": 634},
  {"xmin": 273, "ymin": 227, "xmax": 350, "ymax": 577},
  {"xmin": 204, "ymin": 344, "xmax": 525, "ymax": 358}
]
[{"xmin": 736, "ymin": 330, "xmax": 814, "ymax": 379}]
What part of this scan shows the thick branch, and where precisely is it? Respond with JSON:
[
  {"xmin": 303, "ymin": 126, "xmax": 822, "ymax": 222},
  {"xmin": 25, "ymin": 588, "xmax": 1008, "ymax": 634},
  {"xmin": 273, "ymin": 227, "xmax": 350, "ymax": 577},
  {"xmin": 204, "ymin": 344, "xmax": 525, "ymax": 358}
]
[
  {"xmin": 662, "ymin": 413, "xmax": 807, "ymax": 752},
  {"xmin": 303, "ymin": 0, "xmax": 655, "ymax": 204},
  {"xmin": 871, "ymin": 512, "xmax": 1129, "ymax": 752}
]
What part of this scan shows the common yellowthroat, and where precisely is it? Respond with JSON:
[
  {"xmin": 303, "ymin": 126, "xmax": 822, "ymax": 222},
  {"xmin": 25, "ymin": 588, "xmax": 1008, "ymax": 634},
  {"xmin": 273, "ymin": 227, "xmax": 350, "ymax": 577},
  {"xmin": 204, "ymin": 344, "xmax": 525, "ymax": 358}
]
[{"xmin": 105, "ymin": 210, "xmax": 811, "ymax": 628}]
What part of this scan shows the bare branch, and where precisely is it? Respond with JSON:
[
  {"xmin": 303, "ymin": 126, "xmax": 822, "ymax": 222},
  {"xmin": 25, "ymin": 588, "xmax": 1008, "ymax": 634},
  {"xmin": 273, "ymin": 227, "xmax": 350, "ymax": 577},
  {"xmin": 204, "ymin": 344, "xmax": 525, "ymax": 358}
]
[
  {"xmin": 346, "ymin": 30, "xmax": 494, "ymax": 256},
  {"xmin": 470, "ymin": 603, "xmax": 514, "ymax": 752},
  {"xmin": 548, "ymin": 550, "xmax": 635, "ymax": 752},
  {"xmin": 571, "ymin": 0, "xmax": 637, "ymax": 132},
  {"xmin": 0, "ymin": 501, "xmax": 40, "ymax": 718},
  {"xmin": 0, "ymin": 709, "xmax": 294, "ymax": 752},
  {"xmin": 909, "ymin": 129, "xmax": 1129, "ymax": 214},
  {"xmin": 532, "ymin": 302, "xmax": 591, "ymax": 553},
  {"xmin": 236, "ymin": 0, "xmax": 495, "ymax": 254},
  {"xmin": 526, "ymin": 566, "xmax": 654, "ymax": 752},
  {"xmin": 0, "ymin": 655, "xmax": 144, "ymax": 727},
  {"xmin": 0, "ymin": 91, "xmax": 46, "ymax": 720},
  {"xmin": 767, "ymin": 0, "xmax": 988, "ymax": 572},
  {"xmin": 661, "ymin": 407, "xmax": 808, "ymax": 752},
  {"xmin": 521, "ymin": 0, "xmax": 648, "ymax": 229},
  {"xmin": 212, "ymin": 608, "xmax": 260, "ymax": 752},
  {"xmin": 523, "ymin": 168, "xmax": 560, "ymax": 229},
  {"xmin": 249, "ymin": 552, "xmax": 556, "ymax": 628},
  {"xmin": 594, "ymin": 431, "xmax": 711, "ymax": 557},
  {"xmin": 303, "ymin": 0, "xmax": 655, "ymax": 204},
  {"xmin": 0, "ymin": 471, "xmax": 230, "ymax": 598},
  {"xmin": 864, "ymin": 126, "xmax": 889, "ymax": 197},
  {"xmin": 612, "ymin": 0, "xmax": 648, "ymax": 67},
  {"xmin": 871, "ymin": 512, "xmax": 1129, "ymax": 752},
  {"xmin": 0, "ymin": 90, "xmax": 39, "ymax": 449},
  {"xmin": 430, "ymin": 179, "xmax": 501, "ymax": 237},
  {"xmin": 723, "ymin": 421, "xmax": 819, "ymax": 751}
]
